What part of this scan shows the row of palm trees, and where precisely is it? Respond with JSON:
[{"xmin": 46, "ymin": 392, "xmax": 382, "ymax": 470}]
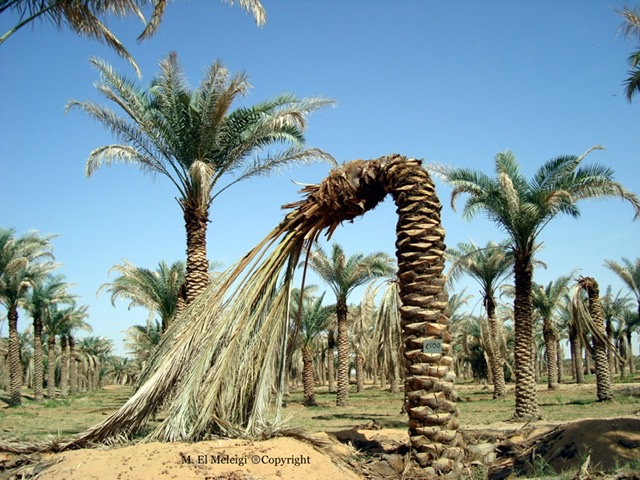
[{"xmin": 0, "ymin": 228, "xmax": 122, "ymax": 404}]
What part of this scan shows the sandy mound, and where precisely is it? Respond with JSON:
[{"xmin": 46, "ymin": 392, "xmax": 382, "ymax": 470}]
[{"xmin": 19, "ymin": 436, "xmax": 360, "ymax": 480}]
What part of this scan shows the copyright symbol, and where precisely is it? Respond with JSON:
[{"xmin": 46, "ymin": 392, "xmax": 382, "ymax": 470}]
[{"xmin": 251, "ymin": 455, "xmax": 260, "ymax": 464}]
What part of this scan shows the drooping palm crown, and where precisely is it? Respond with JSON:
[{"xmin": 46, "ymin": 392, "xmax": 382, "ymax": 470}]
[
  {"xmin": 432, "ymin": 147, "xmax": 640, "ymax": 419},
  {"xmin": 68, "ymin": 52, "xmax": 334, "ymax": 303}
]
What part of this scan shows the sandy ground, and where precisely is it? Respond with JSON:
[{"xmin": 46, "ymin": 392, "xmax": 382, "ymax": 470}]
[{"xmin": 1, "ymin": 418, "xmax": 639, "ymax": 479}]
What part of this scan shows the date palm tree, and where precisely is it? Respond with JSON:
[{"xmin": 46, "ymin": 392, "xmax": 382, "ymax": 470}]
[
  {"xmin": 45, "ymin": 155, "xmax": 462, "ymax": 473},
  {"xmin": 0, "ymin": 228, "xmax": 55, "ymax": 406},
  {"xmin": 617, "ymin": 6, "xmax": 640, "ymax": 102},
  {"xmin": 532, "ymin": 275, "xmax": 572, "ymax": 390},
  {"xmin": 304, "ymin": 243, "xmax": 395, "ymax": 406},
  {"xmin": 446, "ymin": 240, "xmax": 513, "ymax": 398},
  {"xmin": 24, "ymin": 274, "xmax": 72, "ymax": 401},
  {"xmin": 573, "ymin": 277, "xmax": 614, "ymax": 401},
  {"xmin": 1, "ymin": 0, "xmax": 266, "ymax": 77},
  {"xmin": 432, "ymin": 147, "xmax": 640, "ymax": 419},
  {"xmin": 291, "ymin": 288, "xmax": 333, "ymax": 406},
  {"xmin": 605, "ymin": 257, "xmax": 640, "ymax": 329},
  {"xmin": 68, "ymin": 52, "xmax": 333, "ymax": 304},
  {"xmin": 99, "ymin": 260, "xmax": 185, "ymax": 333}
]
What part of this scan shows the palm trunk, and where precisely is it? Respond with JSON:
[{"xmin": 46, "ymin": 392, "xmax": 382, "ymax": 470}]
[
  {"xmin": 8, "ymin": 306, "xmax": 22, "ymax": 406},
  {"xmin": 33, "ymin": 314, "xmax": 44, "ymax": 402},
  {"xmin": 302, "ymin": 344, "xmax": 317, "ymax": 406},
  {"xmin": 60, "ymin": 335, "xmax": 69, "ymax": 397},
  {"xmin": 512, "ymin": 252, "xmax": 541, "ymax": 419},
  {"xmin": 69, "ymin": 335, "xmax": 78, "ymax": 395},
  {"xmin": 47, "ymin": 335, "xmax": 56, "ymax": 398},
  {"xmin": 183, "ymin": 205, "xmax": 211, "ymax": 305},
  {"xmin": 327, "ymin": 329, "xmax": 336, "ymax": 393},
  {"xmin": 335, "ymin": 300, "xmax": 350, "ymax": 406},
  {"xmin": 626, "ymin": 329, "xmax": 636, "ymax": 375},
  {"xmin": 542, "ymin": 319, "xmax": 559, "ymax": 389},
  {"xmin": 355, "ymin": 351, "xmax": 364, "ymax": 393},
  {"xmin": 579, "ymin": 277, "xmax": 613, "ymax": 401},
  {"xmin": 556, "ymin": 341, "xmax": 563, "ymax": 384},
  {"xmin": 388, "ymin": 157, "xmax": 463, "ymax": 472},
  {"xmin": 485, "ymin": 295, "xmax": 506, "ymax": 398}
]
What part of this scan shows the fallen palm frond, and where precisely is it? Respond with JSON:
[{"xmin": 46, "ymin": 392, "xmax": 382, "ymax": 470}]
[{"xmin": 0, "ymin": 157, "xmax": 394, "ymax": 454}]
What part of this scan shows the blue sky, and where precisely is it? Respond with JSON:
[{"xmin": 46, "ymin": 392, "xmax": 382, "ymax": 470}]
[{"xmin": 1, "ymin": 1, "xmax": 639, "ymax": 356}]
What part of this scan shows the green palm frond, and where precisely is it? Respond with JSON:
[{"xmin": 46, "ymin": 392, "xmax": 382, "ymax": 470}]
[{"xmin": 605, "ymin": 257, "xmax": 640, "ymax": 301}]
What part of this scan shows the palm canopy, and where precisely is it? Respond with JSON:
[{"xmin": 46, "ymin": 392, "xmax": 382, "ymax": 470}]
[
  {"xmin": 605, "ymin": 257, "xmax": 640, "ymax": 305},
  {"xmin": 446, "ymin": 240, "xmax": 513, "ymax": 298},
  {"xmin": 68, "ymin": 52, "xmax": 335, "ymax": 216},
  {"xmin": 432, "ymin": 147, "xmax": 640, "ymax": 257},
  {"xmin": 304, "ymin": 243, "xmax": 395, "ymax": 302},
  {"xmin": 617, "ymin": 6, "xmax": 640, "ymax": 102},
  {"xmin": 98, "ymin": 259, "xmax": 185, "ymax": 331},
  {"xmin": 532, "ymin": 275, "xmax": 572, "ymax": 322},
  {"xmin": 1, "ymin": 1, "xmax": 266, "ymax": 76}
]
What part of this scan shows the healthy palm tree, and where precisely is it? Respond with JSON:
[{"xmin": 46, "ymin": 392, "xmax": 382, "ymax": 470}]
[
  {"xmin": 123, "ymin": 319, "xmax": 163, "ymax": 373},
  {"xmin": 605, "ymin": 257, "xmax": 640, "ymax": 327},
  {"xmin": 291, "ymin": 288, "xmax": 333, "ymax": 406},
  {"xmin": 532, "ymin": 275, "xmax": 572, "ymax": 390},
  {"xmin": 617, "ymin": 6, "xmax": 640, "ymax": 102},
  {"xmin": 15, "ymin": 156, "xmax": 463, "ymax": 472},
  {"xmin": 1, "ymin": 0, "xmax": 266, "ymax": 77},
  {"xmin": 0, "ymin": 228, "xmax": 55, "ymax": 406},
  {"xmin": 99, "ymin": 260, "xmax": 185, "ymax": 333},
  {"xmin": 573, "ymin": 277, "xmax": 614, "ymax": 401},
  {"xmin": 432, "ymin": 147, "xmax": 640, "ymax": 419},
  {"xmin": 446, "ymin": 240, "xmax": 513, "ymax": 398},
  {"xmin": 68, "ymin": 53, "xmax": 333, "ymax": 305},
  {"xmin": 77, "ymin": 336, "xmax": 113, "ymax": 390},
  {"xmin": 304, "ymin": 243, "xmax": 395, "ymax": 406},
  {"xmin": 23, "ymin": 274, "xmax": 72, "ymax": 401}
]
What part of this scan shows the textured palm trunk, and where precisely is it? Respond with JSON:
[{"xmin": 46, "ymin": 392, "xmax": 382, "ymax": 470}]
[
  {"xmin": 579, "ymin": 277, "xmax": 613, "ymax": 401},
  {"xmin": 326, "ymin": 330, "xmax": 335, "ymax": 393},
  {"xmin": 627, "ymin": 329, "xmax": 636, "ymax": 375},
  {"xmin": 8, "ymin": 307, "xmax": 22, "ymax": 406},
  {"xmin": 556, "ymin": 341, "xmax": 563, "ymax": 384},
  {"xmin": 335, "ymin": 300, "xmax": 350, "ymax": 406},
  {"xmin": 387, "ymin": 157, "xmax": 463, "ymax": 472},
  {"xmin": 485, "ymin": 295, "xmax": 506, "ymax": 398},
  {"xmin": 47, "ymin": 336, "xmax": 56, "ymax": 398},
  {"xmin": 69, "ymin": 336, "xmax": 78, "ymax": 395},
  {"xmin": 571, "ymin": 334, "xmax": 584, "ymax": 383},
  {"xmin": 355, "ymin": 351, "xmax": 364, "ymax": 393},
  {"xmin": 60, "ymin": 335, "xmax": 69, "ymax": 397},
  {"xmin": 542, "ymin": 319, "xmax": 559, "ymax": 389},
  {"xmin": 183, "ymin": 206, "xmax": 211, "ymax": 305},
  {"xmin": 302, "ymin": 344, "xmax": 317, "ymax": 406},
  {"xmin": 512, "ymin": 253, "xmax": 540, "ymax": 419},
  {"xmin": 33, "ymin": 315, "xmax": 44, "ymax": 402}
]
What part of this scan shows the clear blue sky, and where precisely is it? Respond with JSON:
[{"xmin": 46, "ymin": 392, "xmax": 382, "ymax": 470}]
[{"xmin": 1, "ymin": 1, "xmax": 638, "ymax": 356}]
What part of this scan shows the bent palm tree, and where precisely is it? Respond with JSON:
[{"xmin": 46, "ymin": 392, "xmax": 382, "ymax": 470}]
[
  {"xmin": 432, "ymin": 147, "xmax": 640, "ymax": 419},
  {"xmin": 68, "ymin": 52, "xmax": 333, "ymax": 304},
  {"xmin": 1, "ymin": 0, "xmax": 266, "ymax": 76},
  {"xmin": 3, "ymin": 155, "xmax": 463, "ymax": 472},
  {"xmin": 304, "ymin": 243, "xmax": 395, "ymax": 406},
  {"xmin": 446, "ymin": 240, "xmax": 513, "ymax": 398},
  {"xmin": 572, "ymin": 277, "xmax": 614, "ymax": 401}
]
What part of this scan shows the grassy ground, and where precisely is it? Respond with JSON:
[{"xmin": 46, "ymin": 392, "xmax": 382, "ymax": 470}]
[{"xmin": 1, "ymin": 376, "xmax": 639, "ymax": 442}]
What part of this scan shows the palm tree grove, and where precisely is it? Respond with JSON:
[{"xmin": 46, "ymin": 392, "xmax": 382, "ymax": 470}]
[{"xmin": 1, "ymin": 2, "xmax": 640, "ymax": 479}]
